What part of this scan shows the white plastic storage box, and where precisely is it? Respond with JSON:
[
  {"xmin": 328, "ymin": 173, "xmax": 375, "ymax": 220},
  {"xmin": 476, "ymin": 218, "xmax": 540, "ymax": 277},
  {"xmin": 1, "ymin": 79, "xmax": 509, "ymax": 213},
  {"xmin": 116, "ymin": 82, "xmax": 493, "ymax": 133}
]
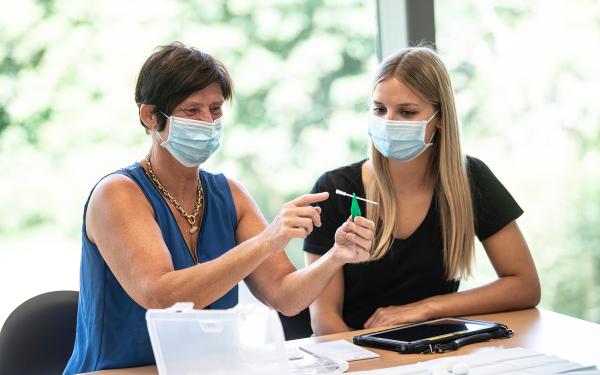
[{"xmin": 146, "ymin": 303, "xmax": 291, "ymax": 375}]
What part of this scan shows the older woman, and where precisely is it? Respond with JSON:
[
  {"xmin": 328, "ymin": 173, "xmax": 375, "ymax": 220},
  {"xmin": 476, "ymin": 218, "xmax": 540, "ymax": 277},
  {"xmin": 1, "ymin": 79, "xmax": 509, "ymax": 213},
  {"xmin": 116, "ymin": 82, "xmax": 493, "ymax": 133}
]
[
  {"xmin": 63, "ymin": 42, "xmax": 374, "ymax": 374},
  {"xmin": 304, "ymin": 47, "xmax": 540, "ymax": 335}
]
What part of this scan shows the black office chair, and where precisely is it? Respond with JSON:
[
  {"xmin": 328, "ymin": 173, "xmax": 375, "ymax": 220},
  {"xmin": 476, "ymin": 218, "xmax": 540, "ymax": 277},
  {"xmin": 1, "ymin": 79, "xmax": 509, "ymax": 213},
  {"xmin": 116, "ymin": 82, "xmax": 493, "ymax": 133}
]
[
  {"xmin": 278, "ymin": 307, "xmax": 313, "ymax": 340},
  {"xmin": 0, "ymin": 290, "xmax": 79, "ymax": 375}
]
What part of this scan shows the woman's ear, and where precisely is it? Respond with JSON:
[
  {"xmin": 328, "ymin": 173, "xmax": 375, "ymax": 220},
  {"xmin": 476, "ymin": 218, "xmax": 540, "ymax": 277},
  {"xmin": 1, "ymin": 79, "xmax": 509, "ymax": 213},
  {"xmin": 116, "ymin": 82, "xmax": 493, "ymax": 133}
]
[
  {"xmin": 139, "ymin": 104, "xmax": 157, "ymax": 130},
  {"xmin": 435, "ymin": 111, "xmax": 442, "ymax": 128}
]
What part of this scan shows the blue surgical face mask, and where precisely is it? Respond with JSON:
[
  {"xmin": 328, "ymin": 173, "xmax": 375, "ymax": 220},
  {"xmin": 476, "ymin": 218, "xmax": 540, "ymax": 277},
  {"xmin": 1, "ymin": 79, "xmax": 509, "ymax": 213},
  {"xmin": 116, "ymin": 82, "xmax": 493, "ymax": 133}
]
[
  {"xmin": 156, "ymin": 113, "xmax": 223, "ymax": 167},
  {"xmin": 368, "ymin": 111, "xmax": 438, "ymax": 161}
]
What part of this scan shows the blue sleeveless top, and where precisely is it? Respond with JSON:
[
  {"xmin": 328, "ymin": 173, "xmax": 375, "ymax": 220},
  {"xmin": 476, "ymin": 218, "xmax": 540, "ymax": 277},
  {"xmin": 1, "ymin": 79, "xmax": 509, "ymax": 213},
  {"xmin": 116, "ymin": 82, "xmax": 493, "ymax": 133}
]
[{"xmin": 63, "ymin": 163, "xmax": 238, "ymax": 374}]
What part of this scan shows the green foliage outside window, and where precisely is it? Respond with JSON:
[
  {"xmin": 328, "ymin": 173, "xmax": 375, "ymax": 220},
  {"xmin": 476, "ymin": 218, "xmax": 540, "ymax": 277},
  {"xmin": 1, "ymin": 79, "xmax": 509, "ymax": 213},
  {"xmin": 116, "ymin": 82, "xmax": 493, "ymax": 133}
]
[
  {"xmin": 0, "ymin": 0, "xmax": 376, "ymax": 324},
  {"xmin": 437, "ymin": 0, "xmax": 600, "ymax": 323},
  {"xmin": 0, "ymin": 0, "xmax": 598, "ymax": 325}
]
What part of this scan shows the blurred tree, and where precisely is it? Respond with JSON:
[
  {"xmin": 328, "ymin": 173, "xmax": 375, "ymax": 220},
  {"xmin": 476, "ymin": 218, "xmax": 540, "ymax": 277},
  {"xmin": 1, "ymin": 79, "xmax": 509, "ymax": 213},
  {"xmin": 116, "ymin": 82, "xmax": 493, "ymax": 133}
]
[
  {"xmin": 0, "ymin": 0, "xmax": 375, "ymax": 266},
  {"xmin": 0, "ymin": 38, "xmax": 52, "ymax": 141},
  {"xmin": 3, "ymin": 0, "xmax": 597, "ymax": 325},
  {"xmin": 437, "ymin": 0, "xmax": 600, "ymax": 322}
]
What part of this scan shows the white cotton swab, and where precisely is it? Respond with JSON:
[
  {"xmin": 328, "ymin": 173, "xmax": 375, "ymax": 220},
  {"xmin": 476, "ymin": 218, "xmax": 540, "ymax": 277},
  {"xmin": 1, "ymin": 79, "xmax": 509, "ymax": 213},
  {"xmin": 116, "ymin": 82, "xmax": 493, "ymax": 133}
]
[{"xmin": 335, "ymin": 189, "xmax": 379, "ymax": 205}]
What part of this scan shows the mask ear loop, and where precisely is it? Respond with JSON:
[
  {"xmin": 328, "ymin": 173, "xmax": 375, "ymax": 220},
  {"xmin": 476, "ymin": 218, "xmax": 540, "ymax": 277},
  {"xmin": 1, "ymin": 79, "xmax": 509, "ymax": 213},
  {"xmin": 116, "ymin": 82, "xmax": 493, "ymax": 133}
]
[
  {"xmin": 153, "ymin": 111, "xmax": 170, "ymax": 145},
  {"xmin": 424, "ymin": 110, "xmax": 440, "ymax": 145},
  {"xmin": 426, "ymin": 129, "xmax": 437, "ymax": 145},
  {"xmin": 426, "ymin": 110, "xmax": 439, "ymax": 123}
]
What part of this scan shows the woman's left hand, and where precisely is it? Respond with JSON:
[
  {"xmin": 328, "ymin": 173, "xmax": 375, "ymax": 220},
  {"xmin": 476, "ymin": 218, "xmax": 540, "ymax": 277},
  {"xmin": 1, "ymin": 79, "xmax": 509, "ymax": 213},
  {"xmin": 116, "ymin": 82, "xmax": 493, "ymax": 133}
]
[{"xmin": 363, "ymin": 300, "xmax": 435, "ymax": 328}]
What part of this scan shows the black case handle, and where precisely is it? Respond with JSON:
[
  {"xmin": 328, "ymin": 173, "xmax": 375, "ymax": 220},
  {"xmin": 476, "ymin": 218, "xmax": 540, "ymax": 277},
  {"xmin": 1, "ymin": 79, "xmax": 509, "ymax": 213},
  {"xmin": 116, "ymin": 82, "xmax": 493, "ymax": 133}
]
[{"xmin": 415, "ymin": 327, "xmax": 514, "ymax": 354}]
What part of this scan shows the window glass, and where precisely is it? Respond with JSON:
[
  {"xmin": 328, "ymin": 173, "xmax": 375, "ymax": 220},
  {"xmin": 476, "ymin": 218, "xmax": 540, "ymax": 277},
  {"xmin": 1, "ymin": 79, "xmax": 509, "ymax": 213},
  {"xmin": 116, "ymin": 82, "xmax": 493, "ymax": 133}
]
[
  {"xmin": 436, "ymin": 0, "xmax": 600, "ymax": 323},
  {"xmin": 0, "ymin": 0, "xmax": 376, "ymax": 326}
]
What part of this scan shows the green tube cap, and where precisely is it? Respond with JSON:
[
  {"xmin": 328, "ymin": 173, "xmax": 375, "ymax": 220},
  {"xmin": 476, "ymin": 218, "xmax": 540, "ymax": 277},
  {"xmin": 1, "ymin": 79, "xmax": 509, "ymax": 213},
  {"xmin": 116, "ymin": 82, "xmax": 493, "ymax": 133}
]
[{"xmin": 351, "ymin": 193, "xmax": 361, "ymax": 220}]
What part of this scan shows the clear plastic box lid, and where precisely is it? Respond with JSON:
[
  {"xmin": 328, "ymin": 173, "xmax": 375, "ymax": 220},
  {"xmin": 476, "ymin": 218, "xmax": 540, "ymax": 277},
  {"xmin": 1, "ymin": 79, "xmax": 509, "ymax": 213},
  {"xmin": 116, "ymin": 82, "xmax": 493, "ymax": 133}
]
[{"xmin": 146, "ymin": 303, "xmax": 291, "ymax": 375}]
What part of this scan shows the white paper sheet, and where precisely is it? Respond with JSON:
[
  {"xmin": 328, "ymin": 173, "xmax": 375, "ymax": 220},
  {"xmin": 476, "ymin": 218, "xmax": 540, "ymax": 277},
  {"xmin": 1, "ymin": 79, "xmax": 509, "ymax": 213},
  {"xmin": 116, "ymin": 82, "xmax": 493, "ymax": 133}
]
[
  {"xmin": 299, "ymin": 339, "xmax": 380, "ymax": 362},
  {"xmin": 350, "ymin": 347, "xmax": 600, "ymax": 375}
]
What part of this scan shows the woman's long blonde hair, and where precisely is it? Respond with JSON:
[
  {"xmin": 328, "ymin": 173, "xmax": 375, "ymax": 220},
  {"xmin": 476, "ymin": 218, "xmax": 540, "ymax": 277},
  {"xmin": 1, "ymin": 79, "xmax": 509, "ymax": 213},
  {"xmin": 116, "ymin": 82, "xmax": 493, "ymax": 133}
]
[{"xmin": 365, "ymin": 47, "xmax": 474, "ymax": 280}]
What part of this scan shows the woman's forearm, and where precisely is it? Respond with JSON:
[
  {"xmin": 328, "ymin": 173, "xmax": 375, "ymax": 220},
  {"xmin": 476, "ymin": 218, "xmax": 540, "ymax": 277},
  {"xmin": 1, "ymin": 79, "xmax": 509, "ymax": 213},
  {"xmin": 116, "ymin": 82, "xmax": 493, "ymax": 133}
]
[
  {"xmin": 425, "ymin": 275, "xmax": 541, "ymax": 319},
  {"xmin": 141, "ymin": 235, "xmax": 273, "ymax": 309},
  {"xmin": 310, "ymin": 310, "xmax": 349, "ymax": 335},
  {"xmin": 270, "ymin": 249, "xmax": 345, "ymax": 316}
]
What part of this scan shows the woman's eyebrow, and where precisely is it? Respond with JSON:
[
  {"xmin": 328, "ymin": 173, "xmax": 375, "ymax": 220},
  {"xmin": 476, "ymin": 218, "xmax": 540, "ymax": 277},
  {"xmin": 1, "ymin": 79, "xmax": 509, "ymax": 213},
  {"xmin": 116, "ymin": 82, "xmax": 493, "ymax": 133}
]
[
  {"xmin": 372, "ymin": 100, "xmax": 420, "ymax": 107},
  {"xmin": 180, "ymin": 100, "xmax": 224, "ymax": 107},
  {"xmin": 394, "ymin": 102, "xmax": 419, "ymax": 107}
]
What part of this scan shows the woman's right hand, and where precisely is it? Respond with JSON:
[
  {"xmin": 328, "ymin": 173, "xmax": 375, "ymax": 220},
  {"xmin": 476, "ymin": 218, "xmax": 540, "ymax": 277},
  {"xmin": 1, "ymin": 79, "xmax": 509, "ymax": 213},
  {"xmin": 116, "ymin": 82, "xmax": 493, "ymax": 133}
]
[{"xmin": 259, "ymin": 192, "xmax": 330, "ymax": 254}]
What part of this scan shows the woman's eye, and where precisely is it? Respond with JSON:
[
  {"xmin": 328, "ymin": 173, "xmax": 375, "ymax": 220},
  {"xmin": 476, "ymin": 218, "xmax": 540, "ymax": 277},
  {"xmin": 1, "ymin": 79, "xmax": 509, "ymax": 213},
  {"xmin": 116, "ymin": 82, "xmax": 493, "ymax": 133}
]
[
  {"xmin": 372, "ymin": 107, "xmax": 386, "ymax": 114},
  {"xmin": 183, "ymin": 108, "xmax": 199, "ymax": 116},
  {"xmin": 210, "ymin": 107, "xmax": 222, "ymax": 114},
  {"xmin": 399, "ymin": 110, "xmax": 416, "ymax": 117}
]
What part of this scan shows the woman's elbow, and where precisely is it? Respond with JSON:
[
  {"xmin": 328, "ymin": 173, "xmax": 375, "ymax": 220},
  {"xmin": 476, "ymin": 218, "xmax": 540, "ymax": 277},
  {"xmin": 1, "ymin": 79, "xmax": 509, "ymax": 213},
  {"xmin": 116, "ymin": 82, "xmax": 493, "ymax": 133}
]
[
  {"xmin": 275, "ymin": 302, "xmax": 304, "ymax": 317},
  {"xmin": 136, "ymin": 277, "xmax": 190, "ymax": 310},
  {"xmin": 520, "ymin": 275, "xmax": 541, "ymax": 308},
  {"xmin": 528, "ymin": 279, "xmax": 542, "ymax": 307},
  {"xmin": 138, "ymin": 288, "xmax": 212, "ymax": 310},
  {"xmin": 137, "ymin": 283, "xmax": 173, "ymax": 310},
  {"xmin": 269, "ymin": 291, "xmax": 306, "ymax": 317},
  {"xmin": 311, "ymin": 318, "xmax": 331, "ymax": 337}
]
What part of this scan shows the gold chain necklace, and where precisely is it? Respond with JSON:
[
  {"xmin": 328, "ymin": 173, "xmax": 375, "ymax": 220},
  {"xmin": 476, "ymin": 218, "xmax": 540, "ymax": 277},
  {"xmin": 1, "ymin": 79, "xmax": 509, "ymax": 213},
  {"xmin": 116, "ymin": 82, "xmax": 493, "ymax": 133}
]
[{"xmin": 145, "ymin": 154, "xmax": 204, "ymax": 235}]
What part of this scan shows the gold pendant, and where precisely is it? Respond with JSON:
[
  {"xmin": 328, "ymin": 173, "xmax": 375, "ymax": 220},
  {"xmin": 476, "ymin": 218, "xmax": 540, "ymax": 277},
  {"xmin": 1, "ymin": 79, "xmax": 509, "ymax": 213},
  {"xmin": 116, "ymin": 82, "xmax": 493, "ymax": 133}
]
[{"xmin": 189, "ymin": 225, "xmax": 198, "ymax": 234}]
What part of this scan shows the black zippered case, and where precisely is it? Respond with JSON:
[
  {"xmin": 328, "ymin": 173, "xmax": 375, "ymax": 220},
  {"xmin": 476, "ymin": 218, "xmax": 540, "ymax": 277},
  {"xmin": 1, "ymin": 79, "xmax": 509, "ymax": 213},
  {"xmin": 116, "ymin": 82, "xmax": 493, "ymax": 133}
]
[{"xmin": 353, "ymin": 317, "xmax": 513, "ymax": 354}]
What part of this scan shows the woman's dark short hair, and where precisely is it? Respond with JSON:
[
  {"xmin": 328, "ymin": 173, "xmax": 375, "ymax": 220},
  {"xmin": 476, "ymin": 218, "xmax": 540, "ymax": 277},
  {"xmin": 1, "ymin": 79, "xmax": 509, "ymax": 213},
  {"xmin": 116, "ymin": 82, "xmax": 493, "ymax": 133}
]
[{"xmin": 135, "ymin": 42, "xmax": 233, "ymax": 133}]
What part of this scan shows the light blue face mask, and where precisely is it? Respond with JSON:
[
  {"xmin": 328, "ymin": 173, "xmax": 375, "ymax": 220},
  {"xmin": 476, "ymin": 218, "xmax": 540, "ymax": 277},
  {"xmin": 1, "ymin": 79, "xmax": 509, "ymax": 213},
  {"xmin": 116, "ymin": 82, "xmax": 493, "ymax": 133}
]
[
  {"xmin": 156, "ymin": 113, "xmax": 223, "ymax": 167},
  {"xmin": 368, "ymin": 111, "xmax": 438, "ymax": 161}
]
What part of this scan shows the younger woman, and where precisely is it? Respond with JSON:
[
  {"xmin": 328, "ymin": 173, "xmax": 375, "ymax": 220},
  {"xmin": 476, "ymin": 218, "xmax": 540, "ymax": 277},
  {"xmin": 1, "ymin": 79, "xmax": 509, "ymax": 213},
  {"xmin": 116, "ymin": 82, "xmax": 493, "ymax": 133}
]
[{"xmin": 304, "ymin": 47, "xmax": 540, "ymax": 334}]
